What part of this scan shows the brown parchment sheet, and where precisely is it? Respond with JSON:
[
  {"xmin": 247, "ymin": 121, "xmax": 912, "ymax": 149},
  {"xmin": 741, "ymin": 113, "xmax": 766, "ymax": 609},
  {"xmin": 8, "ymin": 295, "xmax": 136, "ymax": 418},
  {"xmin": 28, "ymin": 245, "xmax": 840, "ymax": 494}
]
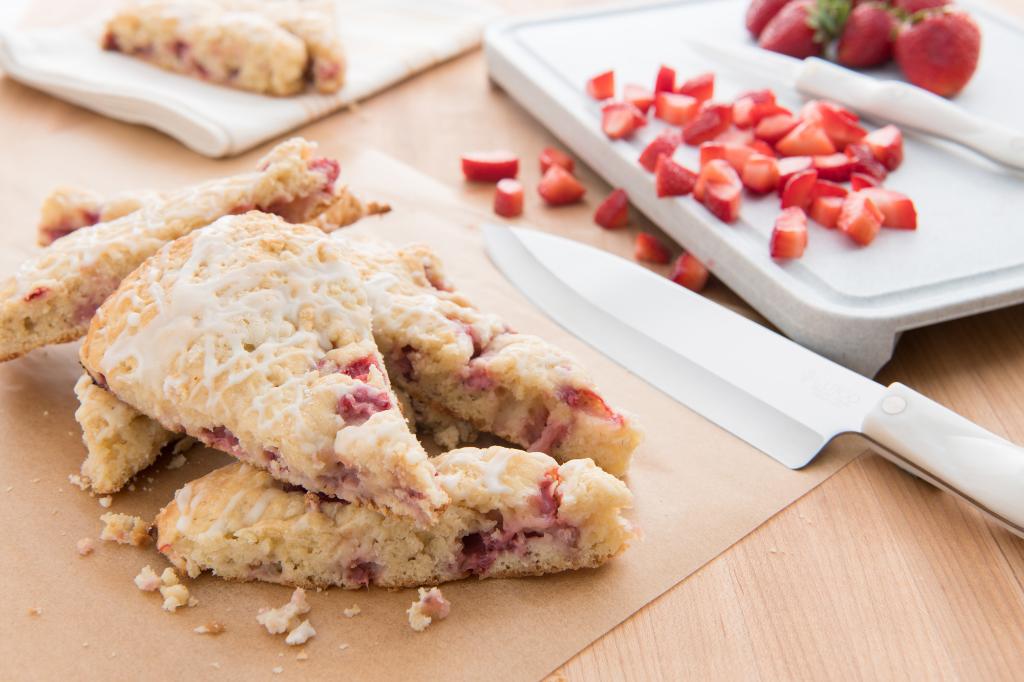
[{"xmin": 0, "ymin": 104, "xmax": 863, "ymax": 680}]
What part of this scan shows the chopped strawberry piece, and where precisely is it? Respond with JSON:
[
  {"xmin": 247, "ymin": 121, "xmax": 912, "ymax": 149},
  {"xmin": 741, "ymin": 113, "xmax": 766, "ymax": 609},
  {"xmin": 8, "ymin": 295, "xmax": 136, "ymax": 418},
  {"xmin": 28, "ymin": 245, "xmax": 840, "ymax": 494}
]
[
  {"xmin": 655, "ymin": 155, "xmax": 698, "ymax": 197},
  {"xmin": 732, "ymin": 89, "xmax": 788, "ymax": 128},
  {"xmin": 677, "ymin": 72, "xmax": 714, "ymax": 103},
  {"xmin": 461, "ymin": 151, "xmax": 519, "ymax": 182},
  {"xmin": 585, "ymin": 70, "xmax": 615, "ymax": 100},
  {"xmin": 754, "ymin": 113, "xmax": 799, "ymax": 144},
  {"xmin": 741, "ymin": 153, "xmax": 780, "ymax": 194},
  {"xmin": 850, "ymin": 172, "xmax": 879, "ymax": 190},
  {"xmin": 669, "ymin": 252, "xmax": 710, "ymax": 292},
  {"xmin": 860, "ymin": 188, "xmax": 917, "ymax": 229},
  {"xmin": 777, "ymin": 156, "xmax": 813, "ymax": 192},
  {"xmin": 338, "ymin": 386, "xmax": 391, "ymax": 426},
  {"xmin": 776, "ymin": 121, "xmax": 836, "ymax": 157},
  {"xmin": 845, "ymin": 143, "xmax": 888, "ymax": 181},
  {"xmin": 732, "ymin": 89, "xmax": 774, "ymax": 119},
  {"xmin": 601, "ymin": 102, "xmax": 645, "ymax": 140},
  {"xmin": 749, "ymin": 139, "xmax": 777, "ymax": 158},
  {"xmin": 654, "ymin": 65, "xmax": 676, "ymax": 93},
  {"xmin": 812, "ymin": 153, "xmax": 854, "ymax": 181},
  {"xmin": 682, "ymin": 102, "xmax": 732, "ymax": 146},
  {"xmin": 800, "ymin": 99, "xmax": 859, "ymax": 124},
  {"xmin": 594, "ymin": 188, "xmax": 630, "ymax": 229},
  {"xmin": 538, "ymin": 166, "xmax": 585, "ymax": 206},
  {"xmin": 863, "ymin": 125, "xmax": 903, "ymax": 170},
  {"xmin": 539, "ymin": 147, "xmax": 574, "ymax": 174},
  {"xmin": 770, "ymin": 207, "xmax": 808, "ymax": 259},
  {"xmin": 558, "ymin": 386, "xmax": 619, "ymax": 421},
  {"xmin": 655, "ymin": 92, "xmax": 699, "ymax": 125},
  {"xmin": 780, "ymin": 168, "xmax": 819, "ymax": 210},
  {"xmin": 838, "ymin": 191, "xmax": 884, "ymax": 245},
  {"xmin": 713, "ymin": 127, "xmax": 756, "ymax": 147},
  {"xmin": 801, "ymin": 100, "xmax": 867, "ymax": 149},
  {"xmin": 635, "ymin": 232, "xmax": 671, "ymax": 264},
  {"xmin": 694, "ymin": 158, "xmax": 741, "ymax": 203},
  {"xmin": 700, "ymin": 143, "xmax": 754, "ymax": 172},
  {"xmin": 705, "ymin": 182, "xmax": 742, "ymax": 223},
  {"xmin": 638, "ymin": 130, "xmax": 681, "ymax": 172},
  {"xmin": 811, "ymin": 180, "xmax": 848, "ymax": 199},
  {"xmin": 809, "ymin": 195, "xmax": 844, "ymax": 228},
  {"xmin": 494, "ymin": 178, "xmax": 524, "ymax": 218},
  {"xmin": 624, "ymin": 83, "xmax": 655, "ymax": 113}
]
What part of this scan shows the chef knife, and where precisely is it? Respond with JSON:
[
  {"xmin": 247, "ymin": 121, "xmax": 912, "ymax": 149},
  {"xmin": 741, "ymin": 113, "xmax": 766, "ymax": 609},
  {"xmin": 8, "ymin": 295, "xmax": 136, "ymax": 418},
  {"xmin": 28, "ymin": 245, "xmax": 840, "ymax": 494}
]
[
  {"xmin": 483, "ymin": 225, "xmax": 1024, "ymax": 537},
  {"xmin": 686, "ymin": 38, "xmax": 1024, "ymax": 171}
]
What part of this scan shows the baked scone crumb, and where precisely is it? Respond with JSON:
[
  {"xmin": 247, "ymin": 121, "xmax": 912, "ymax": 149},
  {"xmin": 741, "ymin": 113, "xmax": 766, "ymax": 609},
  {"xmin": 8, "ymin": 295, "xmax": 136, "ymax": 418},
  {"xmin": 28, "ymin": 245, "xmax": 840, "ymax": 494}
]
[
  {"xmin": 134, "ymin": 565, "xmax": 161, "ymax": 592},
  {"xmin": 338, "ymin": 643, "xmax": 349, "ymax": 651},
  {"xmin": 160, "ymin": 568, "xmax": 180, "ymax": 586},
  {"xmin": 27, "ymin": 607, "xmax": 42, "ymax": 616},
  {"xmin": 272, "ymin": 667, "xmax": 284, "ymax": 675},
  {"xmin": 100, "ymin": 512, "xmax": 151, "ymax": 546},
  {"xmin": 166, "ymin": 454, "xmax": 187, "ymax": 470},
  {"xmin": 194, "ymin": 622, "xmax": 225, "ymax": 635},
  {"xmin": 76, "ymin": 538, "xmax": 96, "ymax": 556},
  {"xmin": 296, "ymin": 650, "xmax": 308, "ymax": 661},
  {"xmin": 342, "ymin": 604, "xmax": 360, "ymax": 618},
  {"xmin": 160, "ymin": 583, "xmax": 191, "ymax": 612},
  {"xmin": 98, "ymin": 496, "xmax": 113, "ymax": 508},
  {"xmin": 68, "ymin": 474, "xmax": 87, "ymax": 490},
  {"xmin": 257, "ymin": 588, "xmax": 310, "ymax": 635},
  {"xmin": 285, "ymin": 620, "xmax": 316, "ymax": 646},
  {"xmin": 406, "ymin": 587, "xmax": 450, "ymax": 632}
]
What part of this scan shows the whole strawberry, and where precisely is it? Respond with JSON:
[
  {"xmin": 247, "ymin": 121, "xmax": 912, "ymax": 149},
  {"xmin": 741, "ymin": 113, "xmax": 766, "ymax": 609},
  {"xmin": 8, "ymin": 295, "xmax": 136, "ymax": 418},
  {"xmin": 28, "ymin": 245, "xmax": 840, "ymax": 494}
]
[
  {"xmin": 837, "ymin": 3, "xmax": 896, "ymax": 68},
  {"xmin": 759, "ymin": 0, "xmax": 849, "ymax": 59},
  {"xmin": 892, "ymin": 0, "xmax": 950, "ymax": 13},
  {"xmin": 747, "ymin": 0, "xmax": 793, "ymax": 37},
  {"xmin": 895, "ymin": 9, "xmax": 981, "ymax": 96}
]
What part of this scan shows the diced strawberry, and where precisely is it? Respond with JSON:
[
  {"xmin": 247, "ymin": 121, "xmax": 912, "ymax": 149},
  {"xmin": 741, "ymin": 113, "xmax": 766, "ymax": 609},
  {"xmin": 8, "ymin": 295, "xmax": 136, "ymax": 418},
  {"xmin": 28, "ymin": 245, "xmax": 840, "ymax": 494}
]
[
  {"xmin": 601, "ymin": 102, "xmax": 645, "ymax": 140},
  {"xmin": 859, "ymin": 188, "xmax": 917, "ymax": 229},
  {"xmin": 677, "ymin": 72, "xmax": 714, "ymax": 103},
  {"xmin": 780, "ymin": 168, "xmax": 819, "ymax": 210},
  {"xmin": 777, "ymin": 156, "xmax": 813, "ymax": 192},
  {"xmin": 654, "ymin": 65, "xmax": 676, "ymax": 94},
  {"xmin": 838, "ymin": 191, "xmax": 884, "ymax": 245},
  {"xmin": 539, "ymin": 147, "xmax": 574, "ymax": 174},
  {"xmin": 655, "ymin": 155, "xmax": 697, "ymax": 197},
  {"xmin": 732, "ymin": 89, "xmax": 774, "ymax": 120},
  {"xmin": 845, "ymin": 143, "xmax": 888, "ymax": 181},
  {"xmin": 461, "ymin": 151, "xmax": 519, "ymax": 182},
  {"xmin": 669, "ymin": 252, "xmax": 710, "ymax": 292},
  {"xmin": 682, "ymin": 102, "xmax": 732, "ymax": 146},
  {"xmin": 809, "ymin": 195, "xmax": 844, "ymax": 228},
  {"xmin": 801, "ymin": 100, "xmax": 867, "ymax": 149},
  {"xmin": 812, "ymin": 153, "xmax": 853, "ymax": 181},
  {"xmin": 770, "ymin": 207, "xmax": 808, "ymax": 259},
  {"xmin": 811, "ymin": 180, "xmax": 848, "ymax": 199},
  {"xmin": 700, "ymin": 143, "xmax": 754, "ymax": 172},
  {"xmin": 776, "ymin": 121, "xmax": 836, "ymax": 157},
  {"xmin": 713, "ymin": 127, "xmax": 756, "ymax": 147},
  {"xmin": 538, "ymin": 165, "xmax": 585, "ymax": 206},
  {"xmin": 741, "ymin": 153, "xmax": 780, "ymax": 194},
  {"xmin": 704, "ymin": 182, "xmax": 742, "ymax": 223},
  {"xmin": 695, "ymin": 158, "xmax": 741, "ymax": 203},
  {"xmin": 749, "ymin": 139, "xmax": 777, "ymax": 157},
  {"xmin": 850, "ymin": 172, "xmax": 879, "ymax": 190},
  {"xmin": 754, "ymin": 113, "xmax": 799, "ymax": 144},
  {"xmin": 594, "ymin": 189, "xmax": 630, "ymax": 229},
  {"xmin": 586, "ymin": 70, "xmax": 615, "ymax": 100},
  {"xmin": 624, "ymin": 83, "xmax": 655, "ymax": 114},
  {"xmin": 638, "ymin": 130, "xmax": 682, "ymax": 173},
  {"xmin": 863, "ymin": 125, "xmax": 903, "ymax": 170},
  {"xmin": 732, "ymin": 89, "xmax": 789, "ymax": 128},
  {"xmin": 655, "ymin": 92, "xmax": 699, "ymax": 125},
  {"xmin": 494, "ymin": 179, "xmax": 524, "ymax": 218},
  {"xmin": 635, "ymin": 232, "xmax": 671, "ymax": 264},
  {"xmin": 800, "ymin": 99, "xmax": 859, "ymax": 124}
]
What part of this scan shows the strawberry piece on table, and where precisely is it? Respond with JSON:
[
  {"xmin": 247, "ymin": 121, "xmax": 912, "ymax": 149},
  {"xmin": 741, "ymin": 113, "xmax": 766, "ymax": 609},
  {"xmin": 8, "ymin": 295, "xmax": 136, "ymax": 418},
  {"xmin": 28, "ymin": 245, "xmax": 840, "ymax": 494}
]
[
  {"xmin": 837, "ymin": 4, "xmax": 896, "ymax": 68},
  {"xmin": 845, "ymin": 143, "xmax": 888, "ymax": 181},
  {"xmin": 601, "ymin": 102, "xmax": 645, "ymax": 140},
  {"xmin": 461, "ymin": 151, "xmax": 519, "ymax": 182},
  {"xmin": 539, "ymin": 147, "xmax": 575, "ymax": 174},
  {"xmin": 714, "ymin": 127, "xmax": 756, "ymax": 147},
  {"xmin": 654, "ymin": 65, "xmax": 676, "ymax": 94},
  {"xmin": 770, "ymin": 207, "xmax": 809, "ymax": 259},
  {"xmin": 697, "ymin": 159, "xmax": 742, "ymax": 223},
  {"xmin": 755, "ymin": 113, "xmax": 799, "ymax": 144},
  {"xmin": 683, "ymin": 102, "xmax": 732, "ymax": 145},
  {"xmin": 895, "ymin": 10, "xmax": 981, "ymax": 97},
  {"xmin": 776, "ymin": 121, "xmax": 836, "ymax": 157},
  {"xmin": 732, "ymin": 89, "xmax": 784, "ymax": 128},
  {"xmin": 741, "ymin": 153, "xmax": 780, "ymax": 194},
  {"xmin": 669, "ymin": 252, "xmax": 710, "ymax": 292},
  {"xmin": 695, "ymin": 158, "xmax": 741, "ymax": 202},
  {"xmin": 493, "ymin": 179, "xmax": 524, "ymax": 218},
  {"xmin": 801, "ymin": 100, "xmax": 867, "ymax": 149},
  {"xmin": 699, "ymin": 143, "xmax": 754, "ymax": 172},
  {"xmin": 758, "ymin": 0, "xmax": 828, "ymax": 58},
  {"xmin": 538, "ymin": 165, "xmax": 585, "ymax": 206},
  {"xmin": 777, "ymin": 156, "xmax": 814, "ymax": 191},
  {"xmin": 749, "ymin": 139, "xmax": 777, "ymax": 158},
  {"xmin": 635, "ymin": 232, "xmax": 672, "ymax": 264},
  {"xmin": 638, "ymin": 130, "xmax": 682, "ymax": 173},
  {"xmin": 812, "ymin": 153, "xmax": 854, "ymax": 181},
  {"xmin": 594, "ymin": 189, "xmax": 630, "ymax": 229},
  {"xmin": 586, "ymin": 70, "xmax": 615, "ymax": 100},
  {"xmin": 655, "ymin": 92, "xmax": 700, "ymax": 125},
  {"xmin": 838, "ymin": 191, "xmax": 884, "ymax": 245},
  {"xmin": 863, "ymin": 125, "xmax": 903, "ymax": 170},
  {"xmin": 809, "ymin": 195, "xmax": 844, "ymax": 228},
  {"xmin": 746, "ymin": 0, "xmax": 794, "ymax": 38},
  {"xmin": 781, "ymin": 168, "xmax": 819, "ymax": 210},
  {"xmin": 677, "ymin": 72, "xmax": 715, "ymax": 103},
  {"xmin": 655, "ymin": 155, "xmax": 698, "ymax": 197},
  {"xmin": 811, "ymin": 180, "xmax": 848, "ymax": 199},
  {"xmin": 624, "ymin": 83, "xmax": 655, "ymax": 114},
  {"xmin": 850, "ymin": 172, "xmax": 879, "ymax": 190},
  {"xmin": 859, "ymin": 188, "xmax": 917, "ymax": 229}
]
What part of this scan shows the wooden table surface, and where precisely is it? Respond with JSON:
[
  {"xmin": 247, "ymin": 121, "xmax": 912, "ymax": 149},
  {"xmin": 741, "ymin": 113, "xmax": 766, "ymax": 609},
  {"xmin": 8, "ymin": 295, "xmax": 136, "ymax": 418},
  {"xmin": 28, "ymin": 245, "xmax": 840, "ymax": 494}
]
[{"xmin": 11, "ymin": 1, "xmax": 1024, "ymax": 679}]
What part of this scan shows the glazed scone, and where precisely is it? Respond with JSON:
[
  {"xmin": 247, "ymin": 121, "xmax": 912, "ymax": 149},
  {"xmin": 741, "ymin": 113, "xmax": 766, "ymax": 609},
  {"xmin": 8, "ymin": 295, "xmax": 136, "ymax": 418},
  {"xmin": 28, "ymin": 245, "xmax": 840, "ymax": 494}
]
[
  {"xmin": 80, "ymin": 214, "xmax": 447, "ymax": 524},
  {"xmin": 155, "ymin": 447, "xmax": 635, "ymax": 589},
  {"xmin": 338, "ymin": 237, "xmax": 642, "ymax": 477},
  {"xmin": 0, "ymin": 137, "xmax": 338, "ymax": 363},
  {"xmin": 74, "ymin": 373, "xmax": 194, "ymax": 495}
]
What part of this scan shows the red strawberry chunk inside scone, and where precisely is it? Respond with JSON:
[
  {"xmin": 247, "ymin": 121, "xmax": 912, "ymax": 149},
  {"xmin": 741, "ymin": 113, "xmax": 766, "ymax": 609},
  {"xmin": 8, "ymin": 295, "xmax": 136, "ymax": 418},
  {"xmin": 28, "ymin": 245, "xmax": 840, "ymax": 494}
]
[{"xmin": 338, "ymin": 385, "xmax": 392, "ymax": 426}]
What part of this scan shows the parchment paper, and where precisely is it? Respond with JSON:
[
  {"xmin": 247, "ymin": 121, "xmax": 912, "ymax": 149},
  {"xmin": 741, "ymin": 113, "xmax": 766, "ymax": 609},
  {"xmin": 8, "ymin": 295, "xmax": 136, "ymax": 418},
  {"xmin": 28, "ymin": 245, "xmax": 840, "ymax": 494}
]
[{"xmin": 0, "ymin": 142, "xmax": 861, "ymax": 680}]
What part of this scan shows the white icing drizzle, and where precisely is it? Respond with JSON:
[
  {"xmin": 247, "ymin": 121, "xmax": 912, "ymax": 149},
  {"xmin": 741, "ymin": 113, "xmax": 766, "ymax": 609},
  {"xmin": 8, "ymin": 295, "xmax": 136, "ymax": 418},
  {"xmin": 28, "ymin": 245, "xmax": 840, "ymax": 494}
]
[{"xmin": 439, "ymin": 448, "xmax": 515, "ymax": 495}]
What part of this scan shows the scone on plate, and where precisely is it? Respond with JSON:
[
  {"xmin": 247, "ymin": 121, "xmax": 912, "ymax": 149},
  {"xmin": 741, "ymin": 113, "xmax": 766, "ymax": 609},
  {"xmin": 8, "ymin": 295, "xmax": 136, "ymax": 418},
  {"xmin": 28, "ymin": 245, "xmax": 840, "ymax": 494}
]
[
  {"xmin": 155, "ymin": 447, "xmax": 635, "ymax": 589},
  {"xmin": 80, "ymin": 213, "xmax": 447, "ymax": 525}
]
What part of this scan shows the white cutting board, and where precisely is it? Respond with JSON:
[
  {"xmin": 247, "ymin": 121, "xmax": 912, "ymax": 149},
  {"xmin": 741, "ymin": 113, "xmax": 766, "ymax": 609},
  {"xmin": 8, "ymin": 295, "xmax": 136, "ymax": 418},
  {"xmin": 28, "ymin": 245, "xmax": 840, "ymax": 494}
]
[{"xmin": 484, "ymin": 0, "xmax": 1024, "ymax": 376}]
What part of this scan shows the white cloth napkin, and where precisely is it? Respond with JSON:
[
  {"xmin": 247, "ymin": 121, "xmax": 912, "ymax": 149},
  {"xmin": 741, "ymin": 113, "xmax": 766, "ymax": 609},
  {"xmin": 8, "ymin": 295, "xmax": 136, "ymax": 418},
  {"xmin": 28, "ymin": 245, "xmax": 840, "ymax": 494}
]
[{"xmin": 0, "ymin": 1, "xmax": 497, "ymax": 157}]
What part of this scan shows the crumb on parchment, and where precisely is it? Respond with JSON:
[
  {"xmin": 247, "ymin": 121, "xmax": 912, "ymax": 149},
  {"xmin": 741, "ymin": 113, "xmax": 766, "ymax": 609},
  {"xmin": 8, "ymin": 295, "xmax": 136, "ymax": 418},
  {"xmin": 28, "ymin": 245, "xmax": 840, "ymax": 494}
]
[
  {"xmin": 77, "ymin": 538, "xmax": 96, "ymax": 556},
  {"xmin": 257, "ymin": 587, "xmax": 310, "ymax": 635},
  {"xmin": 194, "ymin": 622, "xmax": 226, "ymax": 635},
  {"xmin": 343, "ymin": 604, "xmax": 361, "ymax": 618},
  {"xmin": 98, "ymin": 496, "xmax": 112, "ymax": 508},
  {"xmin": 406, "ymin": 587, "xmax": 450, "ymax": 632},
  {"xmin": 100, "ymin": 512, "xmax": 151, "ymax": 546},
  {"xmin": 27, "ymin": 607, "xmax": 42, "ymax": 616},
  {"xmin": 134, "ymin": 565, "xmax": 161, "ymax": 591},
  {"xmin": 285, "ymin": 620, "xmax": 316, "ymax": 646}
]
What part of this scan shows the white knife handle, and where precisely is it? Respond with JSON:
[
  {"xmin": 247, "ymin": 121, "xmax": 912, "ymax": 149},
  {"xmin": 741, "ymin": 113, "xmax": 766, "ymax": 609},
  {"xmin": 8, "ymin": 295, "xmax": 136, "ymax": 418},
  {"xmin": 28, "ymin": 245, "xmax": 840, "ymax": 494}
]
[
  {"xmin": 862, "ymin": 382, "xmax": 1024, "ymax": 535},
  {"xmin": 796, "ymin": 58, "xmax": 1024, "ymax": 171}
]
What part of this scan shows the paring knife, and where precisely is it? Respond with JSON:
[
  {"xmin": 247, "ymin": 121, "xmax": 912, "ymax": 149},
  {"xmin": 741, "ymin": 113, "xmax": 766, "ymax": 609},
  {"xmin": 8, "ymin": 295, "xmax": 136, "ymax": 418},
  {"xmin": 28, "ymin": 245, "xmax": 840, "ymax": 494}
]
[
  {"xmin": 483, "ymin": 226, "xmax": 1024, "ymax": 538},
  {"xmin": 687, "ymin": 38, "xmax": 1024, "ymax": 172}
]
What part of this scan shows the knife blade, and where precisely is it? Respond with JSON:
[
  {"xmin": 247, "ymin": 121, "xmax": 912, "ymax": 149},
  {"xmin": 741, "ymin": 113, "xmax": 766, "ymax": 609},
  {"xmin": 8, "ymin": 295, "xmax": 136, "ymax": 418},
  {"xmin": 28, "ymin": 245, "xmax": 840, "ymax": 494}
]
[
  {"xmin": 687, "ymin": 38, "xmax": 1024, "ymax": 171},
  {"xmin": 483, "ymin": 225, "xmax": 1024, "ymax": 537}
]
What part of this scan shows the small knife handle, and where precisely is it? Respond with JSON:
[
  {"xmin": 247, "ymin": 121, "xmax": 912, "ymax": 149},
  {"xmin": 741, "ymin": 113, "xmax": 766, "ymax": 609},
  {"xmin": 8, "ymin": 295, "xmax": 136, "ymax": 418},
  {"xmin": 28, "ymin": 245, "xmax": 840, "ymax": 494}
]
[
  {"xmin": 862, "ymin": 383, "xmax": 1024, "ymax": 537},
  {"xmin": 796, "ymin": 58, "xmax": 1024, "ymax": 172}
]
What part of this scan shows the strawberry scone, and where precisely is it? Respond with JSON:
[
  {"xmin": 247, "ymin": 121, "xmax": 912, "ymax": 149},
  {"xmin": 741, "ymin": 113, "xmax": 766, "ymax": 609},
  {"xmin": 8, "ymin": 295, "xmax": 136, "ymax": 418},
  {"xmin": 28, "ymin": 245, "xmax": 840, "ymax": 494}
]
[
  {"xmin": 80, "ymin": 214, "xmax": 447, "ymax": 524},
  {"xmin": 155, "ymin": 447, "xmax": 634, "ymax": 589},
  {"xmin": 338, "ymin": 237, "xmax": 642, "ymax": 477},
  {"xmin": 0, "ymin": 137, "xmax": 339, "ymax": 363}
]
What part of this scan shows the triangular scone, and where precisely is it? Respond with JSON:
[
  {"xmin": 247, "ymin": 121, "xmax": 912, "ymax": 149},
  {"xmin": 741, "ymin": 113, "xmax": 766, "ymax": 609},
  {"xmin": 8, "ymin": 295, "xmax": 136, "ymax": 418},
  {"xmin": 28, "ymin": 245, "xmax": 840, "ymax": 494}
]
[
  {"xmin": 155, "ymin": 447, "xmax": 635, "ymax": 589},
  {"xmin": 80, "ymin": 213, "xmax": 447, "ymax": 524},
  {"xmin": 0, "ymin": 137, "xmax": 340, "ymax": 363},
  {"xmin": 337, "ymin": 237, "xmax": 642, "ymax": 477}
]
